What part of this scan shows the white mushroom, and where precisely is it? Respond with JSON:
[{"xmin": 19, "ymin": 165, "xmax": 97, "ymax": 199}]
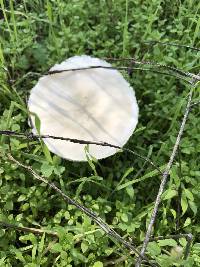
[{"xmin": 28, "ymin": 55, "xmax": 139, "ymax": 161}]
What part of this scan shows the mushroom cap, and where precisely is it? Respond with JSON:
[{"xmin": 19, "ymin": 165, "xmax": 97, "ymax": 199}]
[{"xmin": 28, "ymin": 55, "xmax": 139, "ymax": 161}]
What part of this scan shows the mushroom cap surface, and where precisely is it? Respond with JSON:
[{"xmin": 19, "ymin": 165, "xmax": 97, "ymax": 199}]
[{"xmin": 28, "ymin": 55, "xmax": 139, "ymax": 161}]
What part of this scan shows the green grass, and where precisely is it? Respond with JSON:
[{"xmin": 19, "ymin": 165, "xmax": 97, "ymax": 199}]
[{"xmin": 0, "ymin": 0, "xmax": 200, "ymax": 266}]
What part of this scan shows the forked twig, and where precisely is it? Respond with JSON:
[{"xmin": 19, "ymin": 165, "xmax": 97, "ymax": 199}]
[
  {"xmin": 0, "ymin": 130, "xmax": 162, "ymax": 175},
  {"xmin": 135, "ymin": 74, "xmax": 199, "ymax": 266},
  {"xmin": 6, "ymin": 153, "xmax": 156, "ymax": 267}
]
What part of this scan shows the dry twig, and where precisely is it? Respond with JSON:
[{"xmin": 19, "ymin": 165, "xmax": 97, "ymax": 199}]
[{"xmin": 0, "ymin": 130, "xmax": 162, "ymax": 175}]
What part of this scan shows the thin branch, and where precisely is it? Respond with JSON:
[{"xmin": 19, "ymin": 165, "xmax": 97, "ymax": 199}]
[
  {"xmin": 104, "ymin": 57, "xmax": 199, "ymax": 81},
  {"xmin": 47, "ymin": 63, "xmax": 200, "ymax": 82},
  {"xmin": 0, "ymin": 130, "xmax": 162, "ymax": 175},
  {"xmin": 0, "ymin": 221, "xmax": 113, "ymax": 247},
  {"xmin": 123, "ymin": 148, "xmax": 161, "ymax": 175},
  {"xmin": 6, "ymin": 153, "xmax": 156, "ymax": 267},
  {"xmin": 4, "ymin": 62, "xmax": 195, "ymax": 86},
  {"xmin": 4, "ymin": 57, "xmax": 195, "ymax": 86},
  {"xmin": 102, "ymin": 62, "xmax": 193, "ymax": 84},
  {"xmin": 135, "ymin": 73, "xmax": 199, "ymax": 266}
]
